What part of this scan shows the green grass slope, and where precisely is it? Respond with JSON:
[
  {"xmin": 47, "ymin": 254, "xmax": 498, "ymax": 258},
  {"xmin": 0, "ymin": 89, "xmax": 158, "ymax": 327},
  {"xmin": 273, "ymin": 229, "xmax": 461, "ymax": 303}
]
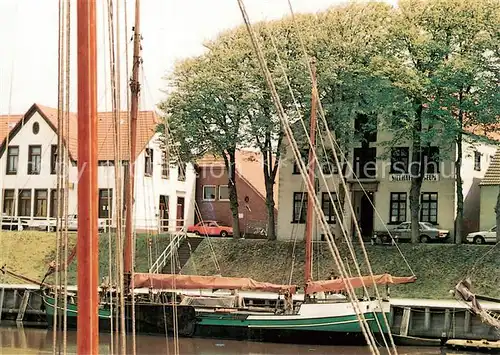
[{"xmin": 182, "ymin": 239, "xmax": 500, "ymax": 299}]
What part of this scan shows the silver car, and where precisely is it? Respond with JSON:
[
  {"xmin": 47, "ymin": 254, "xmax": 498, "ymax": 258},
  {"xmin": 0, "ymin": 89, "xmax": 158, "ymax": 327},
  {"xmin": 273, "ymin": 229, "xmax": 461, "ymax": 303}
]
[
  {"xmin": 391, "ymin": 222, "xmax": 450, "ymax": 243},
  {"xmin": 466, "ymin": 226, "xmax": 497, "ymax": 244}
]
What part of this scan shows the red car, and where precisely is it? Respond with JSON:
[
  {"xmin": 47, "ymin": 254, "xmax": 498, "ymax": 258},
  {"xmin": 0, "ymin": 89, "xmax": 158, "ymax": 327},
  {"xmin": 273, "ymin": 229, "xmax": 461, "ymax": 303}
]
[{"xmin": 187, "ymin": 221, "xmax": 233, "ymax": 237}]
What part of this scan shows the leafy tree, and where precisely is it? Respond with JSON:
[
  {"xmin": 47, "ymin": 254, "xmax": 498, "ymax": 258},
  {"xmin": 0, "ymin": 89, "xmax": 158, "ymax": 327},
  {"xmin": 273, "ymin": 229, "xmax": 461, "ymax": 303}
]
[{"xmin": 373, "ymin": 0, "xmax": 500, "ymax": 243}]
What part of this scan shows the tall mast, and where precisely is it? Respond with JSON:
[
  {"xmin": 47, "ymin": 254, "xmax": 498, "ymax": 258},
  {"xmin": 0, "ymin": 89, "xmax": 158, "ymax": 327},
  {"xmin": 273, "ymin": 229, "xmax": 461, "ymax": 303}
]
[
  {"xmin": 304, "ymin": 58, "xmax": 317, "ymax": 290},
  {"xmin": 76, "ymin": 0, "xmax": 99, "ymax": 353},
  {"xmin": 124, "ymin": 0, "xmax": 141, "ymax": 275}
]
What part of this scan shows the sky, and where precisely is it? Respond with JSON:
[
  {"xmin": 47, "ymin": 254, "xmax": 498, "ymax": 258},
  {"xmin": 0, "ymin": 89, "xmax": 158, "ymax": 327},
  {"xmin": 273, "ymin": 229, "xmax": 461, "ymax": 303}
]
[{"xmin": 0, "ymin": 0, "xmax": 396, "ymax": 115}]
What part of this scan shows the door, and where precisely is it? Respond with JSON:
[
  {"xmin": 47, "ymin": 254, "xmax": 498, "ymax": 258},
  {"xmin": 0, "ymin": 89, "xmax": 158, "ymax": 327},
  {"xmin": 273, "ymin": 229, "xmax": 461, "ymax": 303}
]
[
  {"xmin": 176, "ymin": 197, "xmax": 185, "ymax": 231},
  {"xmin": 359, "ymin": 193, "xmax": 374, "ymax": 240},
  {"xmin": 159, "ymin": 195, "xmax": 169, "ymax": 232}
]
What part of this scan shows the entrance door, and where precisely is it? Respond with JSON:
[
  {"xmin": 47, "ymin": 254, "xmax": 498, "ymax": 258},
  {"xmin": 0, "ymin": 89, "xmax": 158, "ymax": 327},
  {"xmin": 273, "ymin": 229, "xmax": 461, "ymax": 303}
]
[
  {"xmin": 159, "ymin": 195, "xmax": 169, "ymax": 232},
  {"xmin": 359, "ymin": 192, "xmax": 374, "ymax": 240},
  {"xmin": 176, "ymin": 196, "xmax": 185, "ymax": 231}
]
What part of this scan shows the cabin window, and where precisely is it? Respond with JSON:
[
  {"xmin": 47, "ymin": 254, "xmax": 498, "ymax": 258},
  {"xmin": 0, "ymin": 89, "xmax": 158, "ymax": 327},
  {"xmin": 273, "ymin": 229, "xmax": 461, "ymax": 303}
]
[
  {"xmin": 2, "ymin": 189, "xmax": 15, "ymax": 215},
  {"xmin": 50, "ymin": 145, "xmax": 58, "ymax": 174},
  {"xmin": 144, "ymin": 148, "xmax": 153, "ymax": 176},
  {"xmin": 353, "ymin": 147, "xmax": 376, "ymax": 179},
  {"xmin": 321, "ymin": 192, "xmax": 338, "ymax": 224},
  {"xmin": 423, "ymin": 147, "xmax": 439, "ymax": 174},
  {"xmin": 292, "ymin": 192, "xmax": 307, "ymax": 223},
  {"xmin": 18, "ymin": 189, "xmax": 32, "ymax": 216},
  {"xmin": 98, "ymin": 189, "xmax": 112, "ymax": 219},
  {"xmin": 219, "ymin": 185, "xmax": 229, "ymax": 201},
  {"xmin": 6, "ymin": 146, "xmax": 19, "ymax": 175},
  {"xmin": 202, "ymin": 186, "xmax": 216, "ymax": 201},
  {"xmin": 292, "ymin": 150, "xmax": 309, "ymax": 175},
  {"xmin": 390, "ymin": 192, "xmax": 407, "ymax": 224},
  {"xmin": 50, "ymin": 189, "xmax": 59, "ymax": 218},
  {"xmin": 474, "ymin": 151, "xmax": 481, "ymax": 171},
  {"xmin": 420, "ymin": 192, "xmax": 438, "ymax": 224},
  {"xmin": 34, "ymin": 189, "xmax": 48, "ymax": 217},
  {"xmin": 28, "ymin": 145, "xmax": 42, "ymax": 175},
  {"xmin": 178, "ymin": 163, "xmax": 186, "ymax": 181},
  {"xmin": 161, "ymin": 151, "xmax": 170, "ymax": 179},
  {"xmin": 390, "ymin": 147, "xmax": 409, "ymax": 174}
]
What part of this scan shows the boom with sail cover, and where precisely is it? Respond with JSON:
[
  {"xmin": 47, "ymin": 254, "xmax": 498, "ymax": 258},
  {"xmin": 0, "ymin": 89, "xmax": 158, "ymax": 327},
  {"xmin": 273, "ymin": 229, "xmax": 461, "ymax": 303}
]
[
  {"xmin": 305, "ymin": 274, "xmax": 417, "ymax": 294},
  {"xmin": 134, "ymin": 273, "xmax": 297, "ymax": 293}
]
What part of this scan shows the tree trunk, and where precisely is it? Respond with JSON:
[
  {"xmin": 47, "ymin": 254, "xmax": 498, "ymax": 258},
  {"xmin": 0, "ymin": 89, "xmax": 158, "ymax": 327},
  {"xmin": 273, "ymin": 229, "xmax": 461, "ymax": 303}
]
[
  {"xmin": 224, "ymin": 150, "xmax": 241, "ymax": 239},
  {"xmin": 410, "ymin": 102, "xmax": 424, "ymax": 244},
  {"xmin": 264, "ymin": 181, "xmax": 276, "ymax": 240},
  {"xmin": 495, "ymin": 186, "xmax": 500, "ymax": 243},
  {"xmin": 455, "ymin": 136, "xmax": 464, "ymax": 244}
]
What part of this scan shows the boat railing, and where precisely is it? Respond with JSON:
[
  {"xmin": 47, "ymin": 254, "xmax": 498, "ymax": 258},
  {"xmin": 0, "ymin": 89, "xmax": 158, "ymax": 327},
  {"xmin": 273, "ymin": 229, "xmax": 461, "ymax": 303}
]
[{"xmin": 149, "ymin": 229, "xmax": 187, "ymax": 273}]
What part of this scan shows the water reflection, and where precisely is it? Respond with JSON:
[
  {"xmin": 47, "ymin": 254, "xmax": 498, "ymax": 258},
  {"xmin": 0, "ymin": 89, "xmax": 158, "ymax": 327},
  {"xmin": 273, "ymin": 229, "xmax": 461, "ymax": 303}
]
[{"xmin": 0, "ymin": 326, "xmax": 478, "ymax": 355}]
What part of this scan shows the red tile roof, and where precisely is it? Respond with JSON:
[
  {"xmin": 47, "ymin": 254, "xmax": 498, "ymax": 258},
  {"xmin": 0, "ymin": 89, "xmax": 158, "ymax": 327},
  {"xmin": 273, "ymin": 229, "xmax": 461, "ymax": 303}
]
[{"xmin": 0, "ymin": 103, "xmax": 159, "ymax": 161}]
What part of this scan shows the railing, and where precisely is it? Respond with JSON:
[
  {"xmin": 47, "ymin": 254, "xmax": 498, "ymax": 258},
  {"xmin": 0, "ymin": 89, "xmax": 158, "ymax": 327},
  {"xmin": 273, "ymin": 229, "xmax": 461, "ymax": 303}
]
[{"xmin": 149, "ymin": 230, "xmax": 186, "ymax": 274}]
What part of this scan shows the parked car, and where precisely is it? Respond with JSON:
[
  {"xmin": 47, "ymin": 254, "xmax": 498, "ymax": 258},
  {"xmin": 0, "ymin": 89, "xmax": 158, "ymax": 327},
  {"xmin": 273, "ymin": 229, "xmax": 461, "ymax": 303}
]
[
  {"xmin": 1, "ymin": 214, "xmax": 29, "ymax": 231},
  {"xmin": 466, "ymin": 226, "xmax": 497, "ymax": 244},
  {"xmin": 187, "ymin": 221, "xmax": 233, "ymax": 237},
  {"xmin": 385, "ymin": 221, "xmax": 449, "ymax": 243}
]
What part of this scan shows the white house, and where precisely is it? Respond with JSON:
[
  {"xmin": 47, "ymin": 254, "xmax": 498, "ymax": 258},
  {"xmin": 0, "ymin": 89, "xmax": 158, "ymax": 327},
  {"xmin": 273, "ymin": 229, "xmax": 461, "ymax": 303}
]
[
  {"xmin": 479, "ymin": 149, "xmax": 500, "ymax": 231},
  {"xmin": 276, "ymin": 117, "xmax": 498, "ymax": 241},
  {"xmin": 0, "ymin": 103, "xmax": 195, "ymax": 233}
]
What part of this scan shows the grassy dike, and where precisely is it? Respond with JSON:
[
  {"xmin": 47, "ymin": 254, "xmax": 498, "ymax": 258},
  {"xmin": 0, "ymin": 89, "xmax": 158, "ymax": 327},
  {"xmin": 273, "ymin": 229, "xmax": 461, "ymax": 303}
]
[
  {"xmin": 1, "ymin": 232, "xmax": 499, "ymax": 299},
  {"xmin": 0, "ymin": 231, "xmax": 172, "ymax": 285},
  {"xmin": 182, "ymin": 238, "xmax": 500, "ymax": 299}
]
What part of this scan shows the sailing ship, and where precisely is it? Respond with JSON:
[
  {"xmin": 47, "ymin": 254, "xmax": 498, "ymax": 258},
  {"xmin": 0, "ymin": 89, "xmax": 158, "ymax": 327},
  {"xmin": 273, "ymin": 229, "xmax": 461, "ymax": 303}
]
[{"xmin": 34, "ymin": 0, "xmax": 417, "ymax": 346}]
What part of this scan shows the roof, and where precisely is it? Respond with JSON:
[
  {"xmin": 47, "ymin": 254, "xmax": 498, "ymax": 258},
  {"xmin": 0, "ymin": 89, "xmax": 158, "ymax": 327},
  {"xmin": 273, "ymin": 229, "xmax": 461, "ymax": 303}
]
[
  {"xmin": 0, "ymin": 103, "xmax": 159, "ymax": 161},
  {"xmin": 481, "ymin": 150, "xmax": 500, "ymax": 186},
  {"xmin": 197, "ymin": 150, "xmax": 279, "ymax": 208}
]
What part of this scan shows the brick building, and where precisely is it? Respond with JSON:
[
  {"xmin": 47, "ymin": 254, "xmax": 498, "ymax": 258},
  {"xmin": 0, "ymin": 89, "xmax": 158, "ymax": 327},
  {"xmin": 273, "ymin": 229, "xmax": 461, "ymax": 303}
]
[{"xmin": 194, "ymin": 150, "xmax": 278, "ymax": 237}]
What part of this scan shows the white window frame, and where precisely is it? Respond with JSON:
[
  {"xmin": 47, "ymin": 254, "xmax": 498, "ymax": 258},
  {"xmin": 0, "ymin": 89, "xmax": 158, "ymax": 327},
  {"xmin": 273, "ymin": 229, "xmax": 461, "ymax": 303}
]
[
  {"xmin": 218, "ymin": 185, "xmax": 230, "ymax": 201},
  {"xmin": 202, "ymin": 185, "xmax": 217, "ymax": 201}
]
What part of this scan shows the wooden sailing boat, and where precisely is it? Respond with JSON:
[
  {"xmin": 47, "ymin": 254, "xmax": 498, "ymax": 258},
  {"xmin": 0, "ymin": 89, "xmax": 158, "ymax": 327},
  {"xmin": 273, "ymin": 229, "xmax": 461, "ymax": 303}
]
[{"xmin": 39, "ymin": 0, "xmax": 416, "ymax": 345}]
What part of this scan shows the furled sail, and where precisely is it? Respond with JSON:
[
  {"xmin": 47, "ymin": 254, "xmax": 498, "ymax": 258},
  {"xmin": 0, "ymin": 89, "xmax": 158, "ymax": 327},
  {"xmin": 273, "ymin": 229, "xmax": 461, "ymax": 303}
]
[
  {"xmin": 134, "ymin": 273, "xmax": 297, "ymax": 294},
  {"xmin": 305, "ymin": 273, "xmax": 416, "ymax": 294}
]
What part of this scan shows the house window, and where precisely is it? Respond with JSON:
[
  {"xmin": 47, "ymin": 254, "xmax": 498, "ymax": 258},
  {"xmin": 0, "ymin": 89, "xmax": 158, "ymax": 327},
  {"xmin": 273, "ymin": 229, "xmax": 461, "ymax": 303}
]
[
  {"xmin": 28, "ymin": 145, "xmax": 42, "ymax": 175},
  {"xmin": 219, "ymin": 185, "xmax": 229, "ymax": 201},
  {"xmin": 420, "ymin": 192, "xmax": 438, "ymax": 224},
  {"xmin": 474, "ymin": 151, "xmax": 481, "ymax": 171},
  {"xmin": 423, "ymin": 147, "xmax": 439, "ymax": 174},
  {"xmin": 18, "ymin": 189, "xmax": 32, "ymax": 216},
  {"xmin": 98, "ymin": 160, "xmax": 114, "ymax": 166},
  {"xmin": 321, "ymin": 149, "xmax": 339, "ymax": 175},
  {"xmin": 50, "ymin": 145, "xmax": 58, "ymax": 174},
  {"xmin": 32, "ymin": 122, "xmax": 40, "ymax": 135},
  {"xmin": 34, "ymin": 189, "xmax": 48, "ymax": 217},
  {"xmin": 144, "ymin": 148, "xmax": 153, "ymax": 176},
  {"xmin": 2, "ymin": 189, "xmax": 15, "ymax": 215},
  {"xmin": 161, "ymin": 151, "xmax": 170, "ymax": 179},
  {"xmin": 202, "ymin": 186, "xmax": 216, "ymax": 201},
  {"xmin": 50, "ymin": 189, "xmax": 59, "ymax": 218},
  {"xmin": 292, "ymin": 192, "xmax": 307, "ymax": 223},
  {"xmin": 390, "ymin": 192, "xmax": 407, "ymax": 224},
  {"xmin": 178, "ymin": 163, "xmax": 186, "ymax": 181},
  {"xmin": 321, "ymin": 192, "xmax": 338, "ymax": 224},
  {"xmin": 355, "ymin": 113, "xmax": 377, "ymax": 145},
  {"xmin": 390, "ymin": 147, "xmax": 409, "ymax": 174},
  {"xmin": 293, "ymin": 150, "xmax": 309, "ymax": 174},
  {"xmin": 6, "ymin": 146, "xmax": 19, "ymax": 175},
  {"xmin": 98, "ymin": 189, "xmax": 112, "ymax": 218},
  {"xmin": 353, "ymin": 147, "xmax": 376, "ymax": 179}
]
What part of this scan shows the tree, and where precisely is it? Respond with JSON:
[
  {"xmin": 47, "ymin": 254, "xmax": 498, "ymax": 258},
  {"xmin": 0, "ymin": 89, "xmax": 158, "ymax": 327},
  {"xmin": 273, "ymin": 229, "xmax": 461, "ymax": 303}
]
[
  {"xmin": 159, "ymin": 51, "xmax": 250, "ymax": 239},
  {"xmin": 372, "ymin": 0, "xmax": 500, "ymax": 243}
]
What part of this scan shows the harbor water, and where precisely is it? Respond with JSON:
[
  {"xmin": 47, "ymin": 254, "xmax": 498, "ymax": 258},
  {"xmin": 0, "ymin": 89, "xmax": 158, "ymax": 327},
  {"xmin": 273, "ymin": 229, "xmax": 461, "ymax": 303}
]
[{"xmin": 0, "ymin": 326, "xmax": 482, "ymax": 354}]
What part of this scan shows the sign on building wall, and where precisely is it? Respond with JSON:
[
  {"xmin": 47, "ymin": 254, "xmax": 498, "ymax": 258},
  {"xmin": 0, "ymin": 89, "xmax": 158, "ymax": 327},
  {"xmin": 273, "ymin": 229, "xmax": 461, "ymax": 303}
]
[{"xmin": 389, "ymin": 174, "xmax": 440, "ymax": 182}]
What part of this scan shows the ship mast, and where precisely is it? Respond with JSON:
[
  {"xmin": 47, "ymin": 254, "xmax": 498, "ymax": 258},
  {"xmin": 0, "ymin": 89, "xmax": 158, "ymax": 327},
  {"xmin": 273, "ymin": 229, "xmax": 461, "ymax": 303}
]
[
  {"xmin": 76, "ymin": 0, "xmax": 99, "ymax": 353},
  {"xmin": 304, "ymin": 58, "xmax": 317, "ymax": 293},
  {"xmin": 124, "ymin": 0, "xmax": 142, "ymax": 276}
]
